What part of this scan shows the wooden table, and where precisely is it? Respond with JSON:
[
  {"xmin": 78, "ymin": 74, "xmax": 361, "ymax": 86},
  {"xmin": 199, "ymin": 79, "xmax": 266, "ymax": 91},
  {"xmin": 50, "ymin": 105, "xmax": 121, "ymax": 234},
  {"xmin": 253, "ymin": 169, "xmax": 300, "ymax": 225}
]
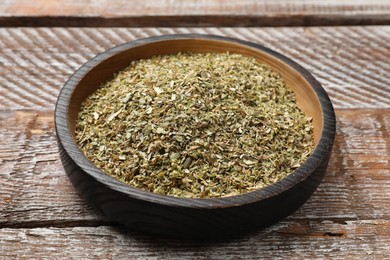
[{"xmin": 1, "ymin": 1, "xmax": 389, "ymax": 258}]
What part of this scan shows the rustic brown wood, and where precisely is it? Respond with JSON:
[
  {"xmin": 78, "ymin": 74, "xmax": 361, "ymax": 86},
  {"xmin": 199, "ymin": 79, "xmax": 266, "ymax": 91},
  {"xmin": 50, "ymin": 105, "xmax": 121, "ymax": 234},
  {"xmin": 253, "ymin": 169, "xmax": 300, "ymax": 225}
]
[
  {"xmin": 1, "ymin": 220, "xmax": 390, "ymax": 258},
  {"xmin": 0, "ymin": 0, "xmax": 389, "ymax": 27},
  {"xmin": 1, "ymin": 109, "xmax": 389, "ymax": 226},
  {"xmin": 0, "ymin": 26, "xmax": 389, "ymax": 255},
  {"xmin": 0, "ymin": 27, "xmax": 388, "ymax": 110}
]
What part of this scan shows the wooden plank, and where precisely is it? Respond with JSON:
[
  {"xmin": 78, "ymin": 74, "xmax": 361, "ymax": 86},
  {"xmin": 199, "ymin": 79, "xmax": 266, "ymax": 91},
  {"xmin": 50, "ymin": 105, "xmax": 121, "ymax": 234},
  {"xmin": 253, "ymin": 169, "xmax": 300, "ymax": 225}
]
[
  {"xmin": 0, "ymin": 26, "xmax": 389, "ymax": 256},
  {"xmin": 0, "ymin": 110, "xmax": 108, "ymax": 227},
  {"xmin": 0, "ymin": 27, "xmax": 389, "ymax": 110},
  {"xmin": 1, "ymin": 220, "xmax": 390, "ymax": 258},
  {"xmin": 1, "ymin": 109, "xmax": 389, "ymax": 227},
  {"xmin": 0, "ymin": 0, "xmax": 389, "ymax": 27}
]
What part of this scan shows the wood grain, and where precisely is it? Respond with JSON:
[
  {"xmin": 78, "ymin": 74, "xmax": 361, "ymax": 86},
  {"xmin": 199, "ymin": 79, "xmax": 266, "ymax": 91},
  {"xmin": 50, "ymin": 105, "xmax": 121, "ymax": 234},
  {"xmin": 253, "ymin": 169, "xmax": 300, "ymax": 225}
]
[
  {"xmin": 0, "ymin": 26, "xmax": 389, "ymax": 255},
  {"xmin": 1, "ymin": 109, "xmax": 389, "ymax": 227},
  {"xmin": 0, "ymin": 27, "xmax": 389, "ymax": 110},
  {"xmin": 0, "ymin": 0, "xmax": 389, "ymax": 27},
  {"xmin": 1, "ymin": 220, "xmax": 390, "ymax": 259}
]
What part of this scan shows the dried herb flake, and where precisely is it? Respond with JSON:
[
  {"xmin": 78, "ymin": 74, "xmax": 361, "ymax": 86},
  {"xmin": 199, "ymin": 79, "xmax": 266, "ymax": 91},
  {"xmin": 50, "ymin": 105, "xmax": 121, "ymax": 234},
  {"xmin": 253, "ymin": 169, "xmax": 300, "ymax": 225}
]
[{"xmin": 75, "ymin": 52, "xmax": 314, "ymax": 198}]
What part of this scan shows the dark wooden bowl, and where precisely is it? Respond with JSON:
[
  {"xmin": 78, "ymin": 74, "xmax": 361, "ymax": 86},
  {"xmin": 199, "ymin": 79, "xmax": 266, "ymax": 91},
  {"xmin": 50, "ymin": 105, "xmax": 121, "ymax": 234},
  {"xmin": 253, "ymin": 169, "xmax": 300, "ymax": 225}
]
[{"xmin": 55, "ymin": 34, "xmax": 336, "ymax": 239}]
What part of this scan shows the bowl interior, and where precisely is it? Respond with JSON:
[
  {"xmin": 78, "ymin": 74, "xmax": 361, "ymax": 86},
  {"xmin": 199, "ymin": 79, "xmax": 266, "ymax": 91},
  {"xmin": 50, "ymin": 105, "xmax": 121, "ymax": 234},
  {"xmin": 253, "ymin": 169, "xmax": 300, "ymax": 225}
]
[{"xmin": 67, "ymin": 37, "xmax": 323, "ymax": 157}]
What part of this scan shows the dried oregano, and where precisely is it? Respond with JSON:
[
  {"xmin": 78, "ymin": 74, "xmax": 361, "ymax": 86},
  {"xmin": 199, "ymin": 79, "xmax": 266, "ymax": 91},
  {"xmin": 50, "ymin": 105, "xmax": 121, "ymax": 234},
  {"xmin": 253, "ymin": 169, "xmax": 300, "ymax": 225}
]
[{"xmin": 75, "ymin": 52, "xmax": 314, "ymax": 198}]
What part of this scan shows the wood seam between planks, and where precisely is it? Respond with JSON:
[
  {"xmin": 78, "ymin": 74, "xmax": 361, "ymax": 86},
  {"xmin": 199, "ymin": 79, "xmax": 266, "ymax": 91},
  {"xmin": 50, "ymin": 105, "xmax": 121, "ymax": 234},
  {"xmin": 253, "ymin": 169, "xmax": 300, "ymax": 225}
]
[{"xmin": 0, "ymin": 14, "xmax": 389, "ymax": 27}]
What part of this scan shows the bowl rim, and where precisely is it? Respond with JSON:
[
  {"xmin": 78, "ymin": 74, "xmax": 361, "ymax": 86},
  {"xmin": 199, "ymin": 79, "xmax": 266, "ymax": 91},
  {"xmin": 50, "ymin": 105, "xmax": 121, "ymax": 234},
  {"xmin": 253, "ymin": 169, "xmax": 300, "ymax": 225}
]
[{"xmin": 55, "ymin": 34, "xmax": 336, "ymax": 209}]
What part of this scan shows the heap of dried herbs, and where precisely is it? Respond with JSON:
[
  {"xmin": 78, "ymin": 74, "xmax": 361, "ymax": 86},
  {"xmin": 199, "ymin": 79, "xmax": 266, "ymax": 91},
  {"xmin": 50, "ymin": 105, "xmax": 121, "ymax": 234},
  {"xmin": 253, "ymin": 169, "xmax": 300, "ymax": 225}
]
[{"xmin": 75, "ymin": 52, "xmax": 314, "ymax": 198}]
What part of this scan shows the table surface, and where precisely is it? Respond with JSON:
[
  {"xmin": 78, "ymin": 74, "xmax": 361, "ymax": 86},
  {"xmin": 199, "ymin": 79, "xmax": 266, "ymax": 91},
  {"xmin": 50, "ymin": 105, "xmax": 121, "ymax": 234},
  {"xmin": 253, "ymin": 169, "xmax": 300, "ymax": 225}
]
[{"xmin": 1, "ymin": 1, "xmax": 389, "ymax": 259}]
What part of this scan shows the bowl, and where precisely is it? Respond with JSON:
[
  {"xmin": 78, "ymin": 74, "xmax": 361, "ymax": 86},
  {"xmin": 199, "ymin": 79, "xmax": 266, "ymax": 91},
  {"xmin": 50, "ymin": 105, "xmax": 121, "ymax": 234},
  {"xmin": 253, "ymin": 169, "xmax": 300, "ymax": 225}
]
[{"xmin": 55, "ymin": 34, "xmax": 336, "ymax": 239}]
